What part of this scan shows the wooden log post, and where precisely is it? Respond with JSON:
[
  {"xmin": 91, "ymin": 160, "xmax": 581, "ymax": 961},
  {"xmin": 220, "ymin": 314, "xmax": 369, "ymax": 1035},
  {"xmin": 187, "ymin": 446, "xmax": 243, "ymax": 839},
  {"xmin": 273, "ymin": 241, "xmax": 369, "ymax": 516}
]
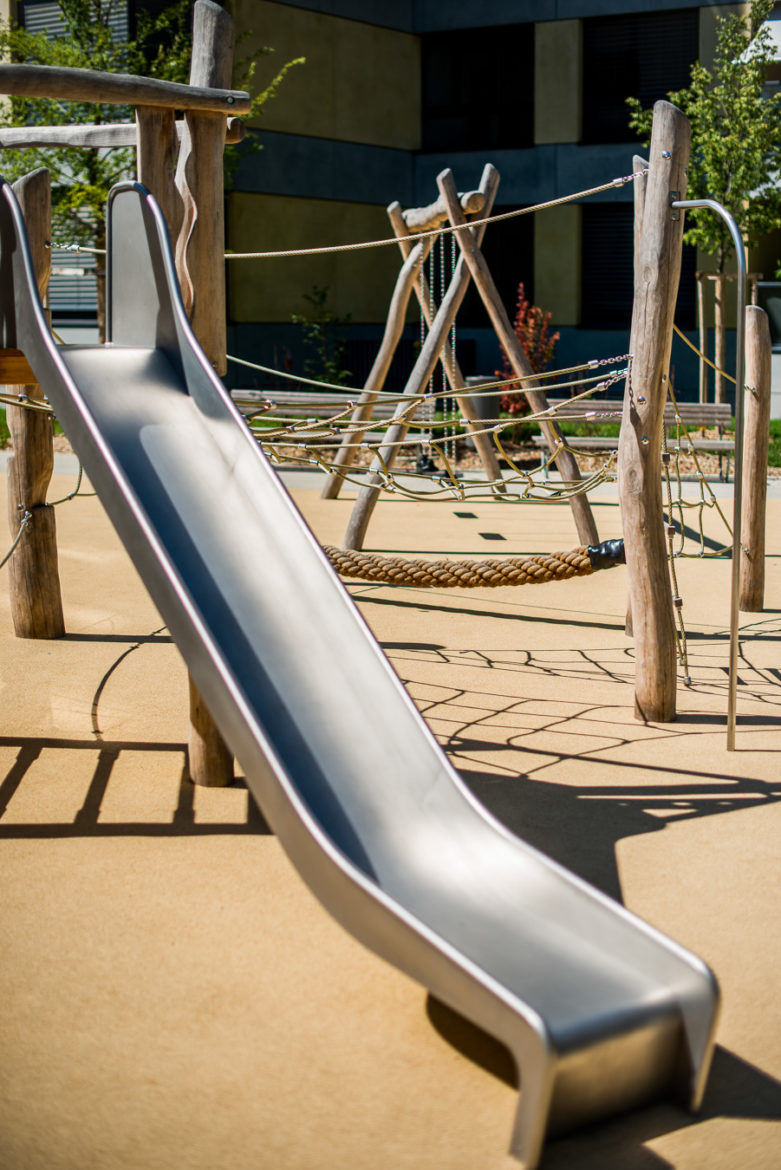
[
  {"xmin": 439, "ymin": 169, "xmax": 599, "ymax": 548},
  {"xmin": 619, "ymin": 101, "xmax": 690, "ymax": 723},
  {"xmin": 740, "ymin": 305, "xmax": 771, "ymax": 612},
  {"xmin": 625, "ymin": 155, "xmax": 648, "ymax": 641},
  {"xmin": 176, "ymin": 0, "xmax": 235, "ymax": 785},
  {"xmin": 320, "ymin": 190, "xmax": 497, "ymax": 501},
  {"xmin": 696, "ymin": 274, "xmax": 708, "ymax": 403},
  {"xmin": 135, "ymin": 107, "xmax": 183, "ymax": 246},
  {"xmin": 319, "ymin": 229, "xmax": 433, "ymax": 500},
  {"xmin": 342, "ymin": 165, "xmax": 500, "ymax": 551},
  {"xmin": 714, "ymin": 272, "xmax": 726, "ymax": 404},
  {"xmin": 175, "ymin": 0, "xmax": 231, "ymax": 367},
  {"xmin": 387, "ymin": 202, "xmax": 506, "ymax": 491},
  {"xmin": 5, "ymin": 168, "xmax": 65, "ymax": 639}
]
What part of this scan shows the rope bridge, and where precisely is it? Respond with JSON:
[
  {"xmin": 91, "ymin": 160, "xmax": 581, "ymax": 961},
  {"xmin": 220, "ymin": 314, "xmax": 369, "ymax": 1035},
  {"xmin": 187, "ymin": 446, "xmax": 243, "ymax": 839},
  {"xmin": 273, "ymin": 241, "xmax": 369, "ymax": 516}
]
[{"xmin": 322, "ymin": 539, "xmax": 625, "ymax": 588}]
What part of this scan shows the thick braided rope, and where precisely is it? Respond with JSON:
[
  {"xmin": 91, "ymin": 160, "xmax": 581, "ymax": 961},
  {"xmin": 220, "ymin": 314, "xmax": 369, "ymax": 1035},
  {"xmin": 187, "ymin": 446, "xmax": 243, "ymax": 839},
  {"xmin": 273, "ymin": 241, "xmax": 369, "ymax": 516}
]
[{"xmin": 323, "ymin": 545, "xmax": 594, "ymax": 587}]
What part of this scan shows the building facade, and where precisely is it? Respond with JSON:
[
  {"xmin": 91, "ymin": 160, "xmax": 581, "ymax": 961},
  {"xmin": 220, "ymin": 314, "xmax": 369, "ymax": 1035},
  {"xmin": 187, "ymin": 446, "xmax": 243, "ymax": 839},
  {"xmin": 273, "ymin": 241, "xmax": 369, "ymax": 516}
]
[{"xmin": 226, "ymin": 0, "xmax": 780, "ymax": 396}]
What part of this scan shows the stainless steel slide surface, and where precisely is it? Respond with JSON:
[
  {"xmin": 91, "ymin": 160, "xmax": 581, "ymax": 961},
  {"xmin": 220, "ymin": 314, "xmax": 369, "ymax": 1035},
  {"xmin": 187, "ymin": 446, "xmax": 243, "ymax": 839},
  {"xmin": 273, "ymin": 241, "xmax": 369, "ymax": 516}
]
[{"xmin": 0, "ymin": 179, "xmax": 720, "ymax": 1168}]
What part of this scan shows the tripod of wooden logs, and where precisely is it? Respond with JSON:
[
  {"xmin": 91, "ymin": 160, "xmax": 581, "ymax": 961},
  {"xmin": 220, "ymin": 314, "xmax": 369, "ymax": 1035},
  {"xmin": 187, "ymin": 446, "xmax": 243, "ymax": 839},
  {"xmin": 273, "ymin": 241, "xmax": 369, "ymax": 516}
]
[{"xmin": 326, "ymin": 164, "xmax": 599, "ymax": 553}]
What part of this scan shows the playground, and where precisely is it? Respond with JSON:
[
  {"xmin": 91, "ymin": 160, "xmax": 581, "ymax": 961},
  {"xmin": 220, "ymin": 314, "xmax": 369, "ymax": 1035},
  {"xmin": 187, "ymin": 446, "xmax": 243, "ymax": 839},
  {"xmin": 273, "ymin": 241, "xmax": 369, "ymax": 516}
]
[
  {"xmin": 2, "ymin": 461, "xmax": 780, "ymax": 1169},
  {"xmin": 1, "ymin": 2, "xmax": 780, "ymax": 1166}
]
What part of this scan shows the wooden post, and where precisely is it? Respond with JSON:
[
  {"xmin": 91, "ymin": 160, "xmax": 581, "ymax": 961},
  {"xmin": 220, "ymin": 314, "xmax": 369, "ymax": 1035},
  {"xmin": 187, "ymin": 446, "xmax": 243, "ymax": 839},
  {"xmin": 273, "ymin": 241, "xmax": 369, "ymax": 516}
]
[
  {"xmin": 320, "ymin": 190, "xmax": 502, "ymax": 500},
  {"xmin": 697, "ymin": 273, "xmax": 708, "ymax": 402},
  {"xmin": 135, "ymin": 106, "xmax": 183, "ymax": 246},
  {"xmin": 176, "ymin": 0, "xmax": 234, "ymax": 785},
  {"xmin": 625, "ymin": 156, "xmax": 648, "ymax": 641},
  {"xmin": 388, "ymin": 202, "xmax": 506, "ymax": 491},
  {"xmin": 619, "ymin": 101, "xmax": 690, "ymax": 723},
  {"xmin": 714, "ymin": 272, "xmax": 726, "ymax": 403},
  {"xmin": 175, "ymin": 0, "xmax": 231, "ymax": 371},
  {"xmin": 342, "ymin": 166, "xmax": 500, "ymax": 551},
  {"xmin": 740, "ymin": 305, "xmax": 771, "ymax": 612},
  {"xmin": 439, "ymin": 169, "xmax": 599, "ymax": 547},
  {"xmin": 320, "ymin": 229, "xmax": 433, "ymax": 499},
  {"xmin": 5, "ymin": 168, "xmax": 65, "ymax": 639}
]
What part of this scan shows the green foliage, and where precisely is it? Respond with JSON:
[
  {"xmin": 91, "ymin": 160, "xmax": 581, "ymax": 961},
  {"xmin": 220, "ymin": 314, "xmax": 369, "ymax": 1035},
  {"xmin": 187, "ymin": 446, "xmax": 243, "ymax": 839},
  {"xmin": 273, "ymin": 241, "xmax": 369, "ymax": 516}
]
[
  {"xmin": 768, "ymin": 418, "xmax": 781, "ymax": 466},
  {"xmin": 291, "ymin": 285, "xmax": 353, "ymax": 386},
  {"xmin": 627, "ymin": 0, "xmax": 781, "ymax": 271},
  {"xmin": 0, "ymin": 407, "xmax": 9, "ymax": 448},
  {"xmin": 495, "ymin": 281, "xmax": 559, "ymax": 416},
  {"xmin": 0, "ymin": 1, "xmax": 303, "ymax": 248},
  {"xmin": 0, "ymin": 0, "xmax": 192, "ymax": 247}
]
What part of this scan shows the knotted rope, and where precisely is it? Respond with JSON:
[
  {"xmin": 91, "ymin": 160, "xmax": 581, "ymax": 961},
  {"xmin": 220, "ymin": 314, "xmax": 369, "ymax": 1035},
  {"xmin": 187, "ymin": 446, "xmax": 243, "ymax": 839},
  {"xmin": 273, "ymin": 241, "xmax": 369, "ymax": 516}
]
[{"xmin": 323, "ymin": 539, "xmax": 625, "ymax": 588}]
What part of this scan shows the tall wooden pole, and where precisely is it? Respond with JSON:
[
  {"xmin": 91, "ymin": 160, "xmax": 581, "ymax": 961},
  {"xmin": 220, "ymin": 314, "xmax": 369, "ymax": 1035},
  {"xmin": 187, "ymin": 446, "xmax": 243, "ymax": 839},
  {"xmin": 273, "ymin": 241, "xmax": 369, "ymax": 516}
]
[
  {"xmin": 739, "ymin": 305, "xmax": 771, "ymax": 612},
  {"xmin": 625, "ymin": 155, "xmax": 648, "ymax": 641},
  {"xmin": 342, "ymin": 166, "xmax": 500, "ymax": 551},
  {"xmin": 387, "ymin": 202, "xmax": 506, "ymax": 491},
  {"xmin": 714, "ymin": 273, "xmax": 726, "ymax": 403},
  {"xmin": 319, "ymin": 228, "xmax": 432, "ymax": 500},
  {"xmin": 5, "ymin": 168, "xmax": 65, "ymax": 639},
  {"xmin": 176, "ymin": 0, "xmax": 234, "ymax": 785},
  {"xmin": 135, "ymin": 106, "xmax": 183, "ymax": 246},
  {"xmin": 439, "ymin": 169, "xmax": 599, "ymax": 547},
  {"xmin": 697, "ymin": 274, "xmax": 708, "ymax": 402},
  {"xmin": 175, "ymin": 0, "xmax": 231, "ymax": 371},
  {"xmin": 619, "ymin": 101, "xmax": 690, "ymax": 723}
]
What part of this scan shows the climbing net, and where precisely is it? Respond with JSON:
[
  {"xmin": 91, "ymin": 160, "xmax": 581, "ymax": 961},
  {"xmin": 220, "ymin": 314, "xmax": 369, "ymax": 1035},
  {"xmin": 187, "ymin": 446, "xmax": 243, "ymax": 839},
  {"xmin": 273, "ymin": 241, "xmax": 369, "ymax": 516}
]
[
  {"xmin": 0, "ymin": 164, "xmax": 736, "ymax": 702},
  {"xmin": 229, "ymin": 351, "xmax": 630, "ymax": 504}
]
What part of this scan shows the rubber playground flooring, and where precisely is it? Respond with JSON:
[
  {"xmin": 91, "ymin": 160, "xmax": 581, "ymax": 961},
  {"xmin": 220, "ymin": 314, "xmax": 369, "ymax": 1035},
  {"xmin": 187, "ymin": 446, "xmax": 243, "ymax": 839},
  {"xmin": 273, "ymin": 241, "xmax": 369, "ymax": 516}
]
[{"xmin": 1, "ymin": 468, "xmax": 780, "ymax": 1170}]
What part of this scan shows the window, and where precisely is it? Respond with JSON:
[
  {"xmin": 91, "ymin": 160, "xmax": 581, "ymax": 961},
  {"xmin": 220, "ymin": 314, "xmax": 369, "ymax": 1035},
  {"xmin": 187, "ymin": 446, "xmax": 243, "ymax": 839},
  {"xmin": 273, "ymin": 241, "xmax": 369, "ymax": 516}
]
[
  {"xmin": 422, "ymin": 25, "xmax": 534, "ymax": 153},
  {"xmin": 582, "ymin": 9, "xmax": 698, "ymax": 144},
  {"xmin": 457, "ymin": 204, "xmax": 534, "ymax": 329},
  {"xmin": 20, "ymin": 0, "xmax": 128, "ymax": 40},
  {"xmin": 581, "ymin": 203, "xmax": 695, "ymax": 331}
]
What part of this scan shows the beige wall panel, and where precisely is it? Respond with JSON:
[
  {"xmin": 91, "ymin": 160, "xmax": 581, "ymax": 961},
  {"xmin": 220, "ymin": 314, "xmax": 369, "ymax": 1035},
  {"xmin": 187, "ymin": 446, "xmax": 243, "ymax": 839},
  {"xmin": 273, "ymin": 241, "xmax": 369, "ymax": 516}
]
[
  {"xmin": 534, "ymin": 205, "xmax": 581, "ymax": 326},
  {"xmin": 535, "ymin": 20, "xmax": 581, "ymax": 145},
  {"xmin": 227, "ymin": 193, "xmax": 402, "ymax": 324},
  {"xmin": 230, "ymin": 0, "xmax": 420, "ymax": 149}
]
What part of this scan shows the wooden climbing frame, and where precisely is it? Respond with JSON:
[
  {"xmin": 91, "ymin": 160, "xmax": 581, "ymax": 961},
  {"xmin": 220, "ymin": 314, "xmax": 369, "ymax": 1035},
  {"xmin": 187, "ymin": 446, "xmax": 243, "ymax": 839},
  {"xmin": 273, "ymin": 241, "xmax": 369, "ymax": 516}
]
[{"xmin": 338, "ymin": 164, "xmax": 599, "ymax": 552}]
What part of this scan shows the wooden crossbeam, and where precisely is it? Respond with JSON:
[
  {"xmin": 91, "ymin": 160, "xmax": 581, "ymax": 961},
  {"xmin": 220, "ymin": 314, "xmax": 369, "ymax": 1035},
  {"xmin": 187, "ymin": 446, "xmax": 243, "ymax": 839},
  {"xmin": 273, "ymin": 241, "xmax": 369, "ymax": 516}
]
[{"xmin": 0, "ymin": 349, "xmax": 38, "ymax": 385}]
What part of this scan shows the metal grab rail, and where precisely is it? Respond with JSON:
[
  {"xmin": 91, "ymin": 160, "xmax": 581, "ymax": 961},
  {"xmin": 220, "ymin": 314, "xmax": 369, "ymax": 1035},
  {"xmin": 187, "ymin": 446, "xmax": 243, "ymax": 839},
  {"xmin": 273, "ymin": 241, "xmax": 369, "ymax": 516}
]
[{"xmin": 672, "ymin": 198, "xmax": 746, "ymax": 751}]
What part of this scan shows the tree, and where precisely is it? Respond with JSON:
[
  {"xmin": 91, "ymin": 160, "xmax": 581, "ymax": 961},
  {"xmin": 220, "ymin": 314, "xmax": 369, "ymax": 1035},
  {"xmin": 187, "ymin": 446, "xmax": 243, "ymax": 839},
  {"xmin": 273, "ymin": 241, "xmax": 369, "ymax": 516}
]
[
  {"xmin": 628, "ymin": 0, "xmax": 781, "ymax": 269},
  {"xmin": 627, "ymin": 0, "xmax": 781, "ymax": 398},
  {"xmin": 0, "ymin": 1, "xmax": 302, "ymax": 330}
]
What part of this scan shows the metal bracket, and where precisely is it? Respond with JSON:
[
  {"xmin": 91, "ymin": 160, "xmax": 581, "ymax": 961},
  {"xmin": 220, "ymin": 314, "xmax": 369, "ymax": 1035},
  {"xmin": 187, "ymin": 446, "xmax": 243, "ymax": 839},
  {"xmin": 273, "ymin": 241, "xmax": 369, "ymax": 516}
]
[{"xmin": 669, "ymin": 191, "xmax": 680, "ymax": 220}]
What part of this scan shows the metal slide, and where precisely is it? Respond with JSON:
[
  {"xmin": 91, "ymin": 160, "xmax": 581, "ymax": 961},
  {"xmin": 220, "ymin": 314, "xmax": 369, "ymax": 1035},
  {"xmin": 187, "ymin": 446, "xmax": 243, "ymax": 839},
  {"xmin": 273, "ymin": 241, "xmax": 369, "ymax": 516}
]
[{"xmin": 1, "ymin": 180, "xmax": 720, "ymax": 1169}]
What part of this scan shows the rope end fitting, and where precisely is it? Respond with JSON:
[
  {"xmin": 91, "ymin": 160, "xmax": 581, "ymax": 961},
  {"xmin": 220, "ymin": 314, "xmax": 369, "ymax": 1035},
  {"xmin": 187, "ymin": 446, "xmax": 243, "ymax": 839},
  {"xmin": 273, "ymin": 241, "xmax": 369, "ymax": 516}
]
[{"xmin": 587, "ymin": 538, "xmax": 626, "ymax": 570}]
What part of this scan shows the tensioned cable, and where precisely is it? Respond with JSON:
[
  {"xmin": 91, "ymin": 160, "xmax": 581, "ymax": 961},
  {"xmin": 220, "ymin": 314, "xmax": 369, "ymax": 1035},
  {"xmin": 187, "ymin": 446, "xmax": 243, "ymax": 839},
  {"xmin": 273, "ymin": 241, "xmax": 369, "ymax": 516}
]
[
  {"xmin": 228, "ymin": 352, "xmax": 632, "ymax": 399},
  {"xmin": 224, "ymin": 172, "xmax": 648, "ymax": 260},
  {"xmin": 673, "ymin": 323, "xmax": 737, "ymax": 385}
]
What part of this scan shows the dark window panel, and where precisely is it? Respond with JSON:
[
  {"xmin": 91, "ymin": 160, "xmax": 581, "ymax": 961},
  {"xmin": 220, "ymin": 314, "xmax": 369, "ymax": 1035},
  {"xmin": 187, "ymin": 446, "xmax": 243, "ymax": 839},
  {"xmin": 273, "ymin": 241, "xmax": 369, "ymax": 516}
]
[
  {"xmin": 581, "ymin": 203, "xmax": 695, "ymax": 330},
  {"xmin": 582, "ymin": 9, "xmax": 698, "ymax": 144},
  {"xmin": 422, "ymin": 24, "xmax": 534, "ymax": 153},
  {"xmin": 457, "ymin": 204, "xmax": 534, "ymax": 329}
]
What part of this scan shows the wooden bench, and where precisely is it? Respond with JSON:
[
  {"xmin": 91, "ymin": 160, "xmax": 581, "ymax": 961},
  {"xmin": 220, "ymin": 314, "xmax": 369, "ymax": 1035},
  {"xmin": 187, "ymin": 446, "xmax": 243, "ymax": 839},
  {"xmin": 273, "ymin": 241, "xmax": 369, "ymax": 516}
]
[
  {"xmin": 232, "ymin": 389, "xmax": 401, "ymax": 421},
  {"xmin": 231, "ymin": 389, "xmax": 432, "ymax": 453},
  {"xmin": 531, "ymin": 398, "xmax": 735, "ymax": 478}
]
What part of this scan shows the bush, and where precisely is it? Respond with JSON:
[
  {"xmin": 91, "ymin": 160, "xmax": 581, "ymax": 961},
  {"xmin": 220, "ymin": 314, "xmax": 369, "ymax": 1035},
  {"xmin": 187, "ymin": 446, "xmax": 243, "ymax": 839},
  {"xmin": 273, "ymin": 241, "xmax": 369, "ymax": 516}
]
[{"xmin": 495, "ymin": 282, "xmax": 559, "ymax": 418}]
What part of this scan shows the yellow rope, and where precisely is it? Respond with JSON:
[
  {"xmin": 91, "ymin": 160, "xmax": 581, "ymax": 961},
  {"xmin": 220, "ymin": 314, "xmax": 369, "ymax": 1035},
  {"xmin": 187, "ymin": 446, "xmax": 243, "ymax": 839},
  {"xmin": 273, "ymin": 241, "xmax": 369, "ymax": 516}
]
[{"xmin": 673, "ymin": 324, "xmax": 736, "ymax": 385}]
